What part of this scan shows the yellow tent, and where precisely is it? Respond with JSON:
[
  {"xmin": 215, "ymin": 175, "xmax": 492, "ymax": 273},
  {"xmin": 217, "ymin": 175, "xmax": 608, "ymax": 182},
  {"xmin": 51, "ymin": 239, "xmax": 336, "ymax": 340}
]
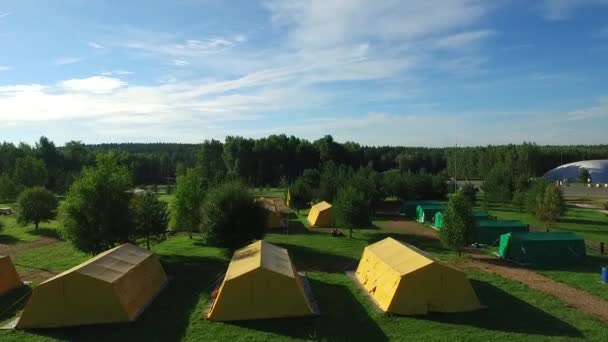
[
  {"xmin": 16, "ymin": 243, "xmax": 167, "ymax": 328},
  {"xmin": 307, "ymin": 201, "xmax": 333, "ymax": 227},
  {"xmin": 0, "ymin": 255, "xmax": 23, "ymax": 295},
  {"xmin": 355, "ymin": 237, "xmax": 481, "ymax": 315},
  {"xmin": 207, "ymin": 240, "xmax": 315, "ymax": 321}
]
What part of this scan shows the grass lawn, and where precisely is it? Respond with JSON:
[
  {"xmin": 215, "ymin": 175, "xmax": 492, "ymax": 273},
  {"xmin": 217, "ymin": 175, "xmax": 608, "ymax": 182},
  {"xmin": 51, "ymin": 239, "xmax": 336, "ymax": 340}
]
[
  {"xmin": 2, "ymin": 232, "xmax": 608, "ymax": 341},
  {"xmin": 0, "ymin": 202, "xmax": 61, "ymax": 245},
  {"xmin": 251, "ymin": 187, "xmax": 286, "ymax": 199}
]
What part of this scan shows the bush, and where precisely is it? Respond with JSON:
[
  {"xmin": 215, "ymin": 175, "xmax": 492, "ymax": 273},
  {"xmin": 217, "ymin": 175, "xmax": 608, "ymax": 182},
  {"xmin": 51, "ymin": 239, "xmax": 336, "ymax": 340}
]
[
  {"xmin": 201, "ymin": 181, "xmax": 266, "ymax": 250},
  {"xmin": 460, "ymin": 183, "xmax": 477, "ymax": 206},
  {"xmin": 0, "ymin": 175, "xmax": 18, "ymax": 201},
  {"xmin": 289, "ymin": 178, "xmax": 313, "ymax": 212},
  {"xmin": 439, "ymin": 193, "xmax": 476, "ymax": 256},
  {"xmin": 131, "ymin": 191, "xmax": 169, "ymax": 250},
  {"xmin": 172, "ymin": 168, "xmax": 205, "ymax": 238},
  {"xmin": 511, "ymin": 191, "xmax": 526, "ymax": 212},
  {"xmin": 17, "ymin": 187, "xmax": 58, "ymax": 230},
  {"xmin": 536, "ymin": 184, "xmax": 565, "ymax": 230},
  {"xmin": 334, "ymin": 185, "xmax": 371, "ymax": 238}
]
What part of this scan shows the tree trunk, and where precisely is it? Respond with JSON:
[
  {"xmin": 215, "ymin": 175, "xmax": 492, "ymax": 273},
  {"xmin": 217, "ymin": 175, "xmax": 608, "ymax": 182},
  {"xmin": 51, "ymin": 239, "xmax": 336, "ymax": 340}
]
[
  {"xmin": 189, "ymin": 230, "xmax": 193, "ymax": 239},
  {"xmin": 35, "ymin": 221, "xmax": 39, "ymax": 230},
  {"xmin": 349, "ymin": 228, "xmax": 352, "ymax": 239},
  {"xmin": 146, "ymin": 236, "xmax": 150, "ymax": 250}
]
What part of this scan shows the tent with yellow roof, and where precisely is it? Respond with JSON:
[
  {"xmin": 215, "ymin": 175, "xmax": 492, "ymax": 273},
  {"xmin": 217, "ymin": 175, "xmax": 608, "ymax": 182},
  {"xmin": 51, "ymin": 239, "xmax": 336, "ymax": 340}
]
[
  {"xmin": 0, "ymin": 255, "xmax": 23, "ymax": 295},
  {"xmin": 16, "ymin": 243, "xmax": 167, "ymax": 328},
  {"xmin": 207, "ymin": 240, "xmax": 315, "ymax": 321},
  {"xmin": 355, "ymin": 237, "xmax": 482, "ymax": 315},
  {"xmin": 307, "ymin": 201, "xmax": 333, "ymax": 227}
]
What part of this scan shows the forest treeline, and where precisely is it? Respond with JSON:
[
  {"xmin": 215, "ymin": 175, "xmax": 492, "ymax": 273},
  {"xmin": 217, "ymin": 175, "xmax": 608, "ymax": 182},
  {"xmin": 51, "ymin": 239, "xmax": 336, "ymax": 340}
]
[{"xmin": 1, "ymin": 135, "xmax": 607, "ymax": 197}]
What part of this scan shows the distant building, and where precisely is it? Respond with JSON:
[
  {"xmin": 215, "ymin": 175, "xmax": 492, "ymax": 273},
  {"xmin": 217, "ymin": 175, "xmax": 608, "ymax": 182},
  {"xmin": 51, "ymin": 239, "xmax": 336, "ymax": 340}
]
[{"xmin": 544, "ymin": 160, "xmax": 608, "ymax": 183}]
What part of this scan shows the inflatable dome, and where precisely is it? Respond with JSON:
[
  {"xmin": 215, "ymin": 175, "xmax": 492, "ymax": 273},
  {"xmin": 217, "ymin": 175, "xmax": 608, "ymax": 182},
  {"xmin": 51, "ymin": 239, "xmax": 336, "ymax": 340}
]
[{"xmin": 544, "ymin": 160, "xmax": 608, "ymax": 183}]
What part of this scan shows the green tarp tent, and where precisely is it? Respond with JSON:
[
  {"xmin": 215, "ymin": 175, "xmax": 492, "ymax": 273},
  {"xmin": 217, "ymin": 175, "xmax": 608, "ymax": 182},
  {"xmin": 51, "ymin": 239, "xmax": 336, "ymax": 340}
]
[
  {"xmin": 434, "ymin": 210, "xmax": 493, "ymax": 229},
  {"xmin": 476, "ymin": 220, "xmax": 528, "ymax": 245},
  {"xmin": 416, "ymin": 204, "xmax": 446, "ymax": 223},
  {"xmin": 401, "ymin": 200, "xmax": 441, "ymax": 218},
  {"xmin": 498, "ymin": 232, "xmax": 586, "ymax": 265}
]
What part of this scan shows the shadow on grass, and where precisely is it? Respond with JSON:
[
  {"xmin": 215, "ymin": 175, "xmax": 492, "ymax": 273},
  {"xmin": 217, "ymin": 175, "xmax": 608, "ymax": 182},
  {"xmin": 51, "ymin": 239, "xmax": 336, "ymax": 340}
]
[
  {"xmin": 423, "ymin": 279, "xmax": 583, "ymax": 337},
  {"xmin": 0, "ymin": 234, "xmax": 21, "ymax": 245},
  {"xmin": 530, "ymin": 254, "xmax": 608, "ymax": 273},
  {"xmin": 27, "ymin": 228, "xmax": 61, "ymax": 239},
  {"xmin": 229, "ymin": 278, "xmax": 388, "ymax": 341},
  {"xmin": 274, "ymin": 242, "xmax": 359, "ymax": 272},
  {"xmin": 28, "ymin": 255, "xmax": 223, "ymax": 342},
  {"xmin": 560, "ymin": 217, "xmax": 608, "ymax": 227}
]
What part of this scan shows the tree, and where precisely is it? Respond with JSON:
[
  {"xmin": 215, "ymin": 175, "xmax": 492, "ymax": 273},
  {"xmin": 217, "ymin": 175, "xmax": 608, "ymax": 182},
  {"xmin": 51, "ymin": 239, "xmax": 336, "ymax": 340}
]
[
  {"xmin": 0, "ymin": 175, "xmax": 18, "ymax": 201},
  {"xmin": 439, "ymin": 194, "xmax": 476, "ymax": 256},
  {"xmin": 131, "ymin": 192, "xmax": 169, "ymax": 250},
  {"xmin": 578, "ymin": 168, "xmax": 591, "ymax": 183},
  {"xmin": 13, "ymin": 156, "xmax": 48, "ymax": 189},
  {"xmin": 16, "ymin": 187, "xmax": 58, "ymax": 230},
  {"xmin": 525, "ymin": 180, "xmax": 548, "ymax": 214},
  {"xmin": 483, "ymin": 163, "xmax": 513, "ymax": 203},
  {"xmin": 334, "ymin": 185, "xmax": 371, "ymax": 239},
  {"xmin": 536, "ymin": 184, "xmax": 565, "ymax": 230},
  {"xmin": 459, "ymin": 183, "xmax": 477, "ymax": 207},
  {"xmin": 60, "ymin": 153, "xmax": 133, "ymax": 254},
  {"xmin": 511, "ymin": 191, "xmax": 526, "ymax": 212},
  {"xmin": 201, "ymin": 181, "xmax": 266, "ymax": 250},
  {"xmin": 289, "ymin": 178, "xmax": 313, "ymax": 213},
  {"xmin": 172, "ymin": 168, "xmax": 205, "ymax": 238}
]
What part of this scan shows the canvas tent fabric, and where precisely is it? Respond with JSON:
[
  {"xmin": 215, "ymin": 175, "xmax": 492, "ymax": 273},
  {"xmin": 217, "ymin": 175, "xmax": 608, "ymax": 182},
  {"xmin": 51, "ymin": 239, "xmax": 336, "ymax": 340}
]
[
  {"xmin": 257, "ymin": 198, "xmax": 287, "ymax": 229},
  {"xmin": 476, "ymin": 220, "xmax": 528, "ymax": 245},
  {"xmin": 16, "ymin": 243, "xmax": 167, "ymax": 328},
  {"xmin": 355, "ymin": 237, "xmax": 482, "ymax": 315},
  {"xmin": 434, "ymin": 211, "xmax": 493, "ymax": 229},
  {"xmin": 401, "ymin": 200, "xmax": 441, "ymax": 218},
  {"xmin": 498, "ymin": 232, "xmax": 586, "ymax": 265},
  {"xmin": 207, "ymin": 240, "xmax": 314, "ymax": 321},
  {"xmin": 307, "ymin": 201, "xmax": 333, "ymax": 227},
  {"xmin": 416, "ymin": 204, "xmax": 446, "ymax": 223},
  {"xmin": 0, "ymin": 255, "xmax": 23, "ymax": 295}
]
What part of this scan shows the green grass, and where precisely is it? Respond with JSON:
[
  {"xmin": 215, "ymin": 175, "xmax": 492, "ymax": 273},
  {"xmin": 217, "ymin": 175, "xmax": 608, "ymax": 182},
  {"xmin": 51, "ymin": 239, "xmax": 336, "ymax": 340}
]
[
  {"xmin": 2, "ymin": 234, "xmax": 608, "ymax": 341},
  {"xmin": 251, "ymin": 187, "xmax": 286, "ymax": 199},
  {"xmin": 0, "ymin": 202, "xmax": 61, "ymax": 244},
  {"xmin": 12, "ymin": 242, "xmax": 89, "ymax": 274}
]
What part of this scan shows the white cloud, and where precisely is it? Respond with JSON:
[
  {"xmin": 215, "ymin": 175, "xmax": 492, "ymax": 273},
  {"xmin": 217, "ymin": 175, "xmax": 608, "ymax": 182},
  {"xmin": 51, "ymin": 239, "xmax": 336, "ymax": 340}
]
[
  {"xmin": 127, "ymin": 37, "xmax": 238, "ymax": 57},
  {"xmin": 172, "ymin": 59, "xmax": 190, "ymax": 66},
  {"xmin": 0, "ymin": 65, "xmax": 11, "ymax": 71},
  {"xmin": 101, "ymin": 70, "xmax": 133, "ymax": 76},
  {"xmin": 435, "ymin": 30, "xmax": 495, "ymax": 49},
  {"xmin": 56, "ymin": 57, "xmax": 82, "ymax": 65},
  {"xmin": 88, "ymin": 41, "xmax": 104, "ymax": 49},
  {"xmin": 539, "ymin": 0, "xmax": 608, "ymax": 20},
  {"xmin": 0, "ymin": 11, "xmax": 12, "ymax": 19},
  {"xmin": 60, "ymin": 76, "xmax": 126, "ymax": 94},
  {"xmin": 567, "ymin": 96, "xmax": 608, "ymax": 120}
]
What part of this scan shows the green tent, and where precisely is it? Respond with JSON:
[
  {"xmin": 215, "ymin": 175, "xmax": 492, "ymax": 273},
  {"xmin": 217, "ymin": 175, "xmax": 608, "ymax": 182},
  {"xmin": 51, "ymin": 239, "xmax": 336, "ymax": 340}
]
[
  {"xmin": 434, "ymin": 210, "xmax": 493, "ymax": 229},
  {"xmin": 498, "ymin": 232, "xmax": 586, "ymax": 265},
  {"xmin": 476, "ymin": 220, "xmax": 528, "ymax": 245},
  {"xmin": 416, "ymin": 204, "xmax": 446, "ymax": 223},
  {"xmin": 401, "ymin": 200, "xmax": 441, "ymax": 218}
]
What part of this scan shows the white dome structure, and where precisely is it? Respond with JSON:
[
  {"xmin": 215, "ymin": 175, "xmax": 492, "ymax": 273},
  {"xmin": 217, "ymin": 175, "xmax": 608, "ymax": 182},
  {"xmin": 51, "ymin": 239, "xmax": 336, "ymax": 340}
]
[{"xmin": 544, "ymin": 160, "xmax": 608, "ymax": 183}]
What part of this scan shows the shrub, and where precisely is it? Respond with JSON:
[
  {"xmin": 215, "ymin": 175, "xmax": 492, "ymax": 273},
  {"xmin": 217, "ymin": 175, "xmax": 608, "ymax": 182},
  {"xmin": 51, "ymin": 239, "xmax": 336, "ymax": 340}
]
[
  {"xmin": 201, "ymin": 181, "xmax": 266, "ymax": 250},
  {"xmin": 131, "ymin": 191, "xmax": 169, "ymax": 250},
  {"xmin": 17, "ymin": 187, "xmax": 58, "ymax": 230},
  {"xmin": 439, "ymin": 193, "xmax": 476, "ymax": 256},
  {"xmin": 334, "ymin": 185, "xmax": 371, "ymax": 238}
]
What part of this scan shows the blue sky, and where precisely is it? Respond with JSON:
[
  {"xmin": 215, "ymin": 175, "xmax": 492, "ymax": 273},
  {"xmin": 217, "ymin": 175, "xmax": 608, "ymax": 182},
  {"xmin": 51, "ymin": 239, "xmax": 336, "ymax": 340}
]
[{"xmin": 1, "ymin": 0, "xmax": 608, "ymax": 146}]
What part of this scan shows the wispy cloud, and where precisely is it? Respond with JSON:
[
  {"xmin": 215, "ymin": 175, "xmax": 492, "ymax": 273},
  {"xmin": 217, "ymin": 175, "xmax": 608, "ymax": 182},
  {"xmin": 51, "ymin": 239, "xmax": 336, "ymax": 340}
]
[
  {"xmin": 0, "ymin": 65, "xmax": 11, "ymax": 71},
  {"xmin": 172, "ymin": 59, "xmax": 190, "ymax": 66},
  {"xmin": 0, "ymin": 11, "xmax": 12, "ymax": 19},
  {"xmin": 539, "ymin": 0, "xmax": 608, "ymax": 20},
  {"xmin": 567, "ymin": 96, "xmax": 608, "ymax": 121},
  {"xmin": 88, "ymin": 41, "xmax": 104, "ymax": 49},
  {"xmin": 60, "ymin": 76, "xmax": 126, "ymax": 94},
  {"xmin": 55, "ymin": 57, "xmax": 82, "ymax": 65},
  {"xmin": 101, "ymin": 70, "xmax": 133, "ymax": 76},
  {"xmin": 435, "ymin": 30, "xmax": 495, "ymax": 49},
  {"xmin": 127, "ymin": 37, "xmax": 239, "ymax": 58}
]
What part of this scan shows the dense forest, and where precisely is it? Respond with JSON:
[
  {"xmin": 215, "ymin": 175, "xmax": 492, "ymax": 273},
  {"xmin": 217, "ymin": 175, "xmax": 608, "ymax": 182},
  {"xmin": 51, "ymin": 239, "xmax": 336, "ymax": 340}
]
[{"xmin": 1, "ymin": 135, "xmax": 607, "ymax": 198}]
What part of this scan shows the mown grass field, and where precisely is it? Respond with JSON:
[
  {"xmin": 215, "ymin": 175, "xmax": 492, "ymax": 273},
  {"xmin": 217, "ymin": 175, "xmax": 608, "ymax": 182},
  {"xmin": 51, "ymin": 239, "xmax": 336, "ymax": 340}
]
[
  {"xmin": 0, "ymin": 201, "xmax": 61, "ymax": 245},
  {"xmin": 2, "ymin": 190, "xmax": 608, "ymax": 340}
]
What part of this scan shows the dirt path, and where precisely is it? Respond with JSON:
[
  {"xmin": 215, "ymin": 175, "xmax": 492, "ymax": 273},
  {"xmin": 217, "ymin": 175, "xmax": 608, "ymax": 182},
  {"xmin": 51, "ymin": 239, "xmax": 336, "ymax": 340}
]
[
  {"xmin": 572, "ymin": 203, "xmax": 608, "ymax": 215},
  {"xmin": 455, "ymin": 254, "xmax": 608, "ymax": 323},
  {"xmin": 0, "ymin": 237, "xmax": 61, "ymax": 257}
]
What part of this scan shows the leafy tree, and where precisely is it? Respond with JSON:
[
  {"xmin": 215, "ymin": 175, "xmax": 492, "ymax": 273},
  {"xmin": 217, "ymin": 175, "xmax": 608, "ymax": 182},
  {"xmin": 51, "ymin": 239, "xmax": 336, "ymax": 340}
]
[
  {"xmin": 131, "ymin": 192, "xmax": 169, "ymax": 250},
  {"xmin": 197, "ymin": 139, "xmax": 226, "ymax": 188},
  {"xmin": 459, "ymin": 183, "xmax": 477, "ymax": 207},
  {"xmin": 483, "ymin": 163, "xmax": 513, "ymax": 203},
  {"xmin": 172, "ymin": 168, "xmax": 205, "ymax": 238},
  {"xmin": 511, "ymin": 191, "xmax": 526, "ymax": 212},
  {"xmin": 525, "ymin": 180, "xmax": 548, "ymax": 214},
  {"xmin": 334, "ymin": 185, "xmax": 371, "ymax": 239},
  {"xmin": 289, "ymin": 178, "xmax": 313, "ymax": 213},
  {"xmin": 16, "ymin": 187, "xmax": 58, "ymax": 230},
  {"xmin": 301, "ymin": 168, "xmax": 321, "ymax": 190},
  {"xmin": 578, "ymin": 168, "xmax": 591, "ymax": 183},
  {"xmin": 13, "ymin": 156, "xmax": 48, "ymax": 189},
  {"xmin": 0, "ymin": 175, "xmax": 18, "ymax": 201},
  {"xmin": 439, "ymin": 194, "xmax": 476, "ymax": 256},
  {"xmin": 36, "ymin": 136, "xmax": 63, "ymax": 191},
  {"xmin": 536, "ymin": 184, "xmax": 565, "ymax": 230},
  {"xmin": 60, "ymin": 153, "xmax": 133, "ymax": 254},
  {"xmin": 201, "ymin": 181, "xmax": 266, "ymax": 250}
]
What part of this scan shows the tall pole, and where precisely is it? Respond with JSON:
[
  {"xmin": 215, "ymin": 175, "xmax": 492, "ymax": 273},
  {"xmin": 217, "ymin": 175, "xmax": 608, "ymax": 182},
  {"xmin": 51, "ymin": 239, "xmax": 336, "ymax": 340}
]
[{"xmin": 454, "ymin": 144, "xmax": 458, "ymax": 193}]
